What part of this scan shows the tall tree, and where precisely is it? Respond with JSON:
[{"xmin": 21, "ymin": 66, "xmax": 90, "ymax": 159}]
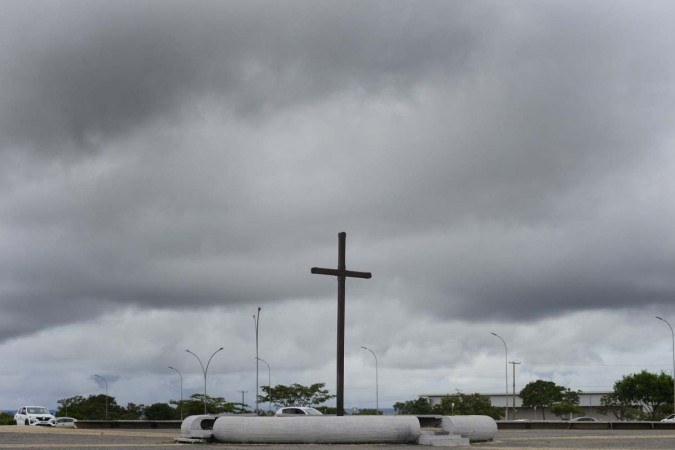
[
  {"xmin": 56, "ymin": 394, "xmax": 126, "ymax": 420},
  {"xmin": 144, "ymin": 403, "xmax": 179, "ymax": 420},
  {"xmin": 393, "ymin": 397, "xmax": 434, "ymax": 415},
  {"xmin": 258, "ymin": 383, "xmax": 335, "ymax": 409},
  {"xmin": 432, "ymin": 393, "xmax": 503, "ymax": 419},
  {"xmin": 598, "ymin": 392, "xmax": 640, "ymax": 421},
  {"xmin": 612, "ymin": 370, "xmax": 673, "ymax": 421},
  {"xmin": 171, "ymin": 394, "xmax": 239, "ymax": 416},
  {"xmin": 549, "ymin": 388, "xmax": 583, "ymax": 419},
  {"xmin": 519, "ymin": 380, "xmax": 565, "ymax": 420}
]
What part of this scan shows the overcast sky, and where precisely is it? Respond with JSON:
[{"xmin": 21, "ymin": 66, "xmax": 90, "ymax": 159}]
[{"xmin": 2, "ymin": 0, "xmax": 675, "ymax": 413}]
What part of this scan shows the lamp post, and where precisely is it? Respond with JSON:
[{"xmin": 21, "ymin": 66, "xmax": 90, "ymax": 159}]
[
  {"xmin": 93, "ymin": 374, "xmax": 108, "ymax": 420},
  {"xmin": 361, "ymin": 346, "xmax": 379, "ymax": 415},
  {"xmin": 656, "ymin": 316, "xmax": 675, "ymax": 414},
  {"xmin": 168, "ymin": 366, "xmax": 184, "ymax": 420},
  {"xmin": 253, "ymin": 306, "xmax": 261, "ymax": 415},
  {"xmin": 186, "ymin": 347, "xmax": 224, "ymax": 414},
  {"xmin": 238, "ymin": 390, "xmax": 248, "ymax": 413},
  {"xmin": 491, "ymin": 332, "xmax": 509, "ymax": 420},
  {"xmin": 255, "ymin": 357, "xmax": 272, "ymax": 413},
  {"xmin": 509, "ymin": 361, "xmax": 520, "ymax": 419}
]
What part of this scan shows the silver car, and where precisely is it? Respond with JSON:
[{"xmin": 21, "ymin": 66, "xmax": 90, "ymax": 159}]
[{"xmin": 54, "ymin": 417, "xmax": 78, "ymax": 428}]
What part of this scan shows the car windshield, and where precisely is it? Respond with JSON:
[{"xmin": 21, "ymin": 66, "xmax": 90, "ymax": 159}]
[
  {"xmin": 304, "ymin": 408, "xmax": 323, "ymax": 415},
  {"xmin": 27, "ymin": 407, "xmax": 50, "ymax": 414}
]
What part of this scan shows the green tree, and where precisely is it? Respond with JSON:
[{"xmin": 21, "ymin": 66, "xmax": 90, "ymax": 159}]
[
  {"xmin": 393, "ymin": 397, "xmax": 434, "ymax": 415},
  {"xmin": 144, "ymin": 402, "xmax": 179, "ymax": 420},
  {"xmin": 0, "ymin": 412, "xmax": 15, "ymax": 425},
  {"xmin": 56, "ymin": 394, "xmax": 126, "ymax": 420},
  {"xmin": 354, "ymin": 408, "xmax": 379, "ymax": 415},
  {"xmin": 598, "ymin": 392, "xmax": 640, "ymax": 421},
  {"xmin": 120, "ymin": 403, "xmax": 145, "ymax": 420},
  {"xmin": 258, "ymin": 383, "xmax": 335, "ymax": 409},
  {"xmin": 172, "ymin": 394, "xmax": 239, "ymax": 416},
  {"xmin": 612, "ymin": 370, "xmax": 673, "ymax": 421},
  {"xmin": 432, "ymin": 393, "xmax": 502, "ymax": 419},
  {"xmin": 315, "ymin": 406, "xmax": 337, "ymax": 415},
  {"xmin": 549, "ymin": 389, "xmax": 583, "ymax": 419},
  {"xmin": 519, "ymin": 380, "xmax": 565, "ymax": 420}
]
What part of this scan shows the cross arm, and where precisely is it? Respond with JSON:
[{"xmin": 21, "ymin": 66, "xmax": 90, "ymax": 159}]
[{"xmin": 311, "ymin": 267, "xmax": 372, "ymax": 279}]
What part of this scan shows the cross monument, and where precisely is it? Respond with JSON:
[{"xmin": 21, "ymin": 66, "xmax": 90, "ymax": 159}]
[{"xmin": 311, "ymin": 232, "xmax": 372, "ymax": 416}]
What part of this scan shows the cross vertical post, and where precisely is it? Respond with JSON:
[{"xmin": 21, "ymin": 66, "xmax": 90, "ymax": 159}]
[
  {"xmin": 337, "ymin": 232, "xmax": 346, "ymax": 416},
  {"xmin": 312, "ymin": 232, "xmax": 372, "ymax": 416}
]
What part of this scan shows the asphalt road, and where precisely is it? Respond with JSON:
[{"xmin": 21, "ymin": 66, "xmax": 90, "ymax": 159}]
[{"xmin": 2, "ymin": 426, "xmax": 675, "ymax": 449}]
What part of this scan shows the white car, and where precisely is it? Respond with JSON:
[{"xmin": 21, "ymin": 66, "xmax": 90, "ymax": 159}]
[
  {"xmin": 14, "ymin": 406, "xmax": 56, "ymax": 426},
  {"xmin": 274, "ymin": 406, "xmax": 323, "ymax": 416},
  {"xmin": 54, "ymin": 417, "xmax": 78, "ymax": 428},
  {"xmin": 661, "ymin": 414, "xmax": 675, "ymax": 422}
]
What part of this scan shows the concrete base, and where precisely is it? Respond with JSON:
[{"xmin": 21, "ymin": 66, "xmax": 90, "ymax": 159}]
[
  {"xmin": 441, "ymin": 415, "xmax": 497, "ymax": 442},
  {"xmin": 418, "ymin": 430, "xmax": 470, "ymax": 447}
]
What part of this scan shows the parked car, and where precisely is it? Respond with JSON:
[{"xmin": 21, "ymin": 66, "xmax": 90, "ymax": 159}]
[
  {"xmin": 569, "ymin": 416, "xmax": 598, "ymax": 422},
  {"xmin": 661, "ymin": 414, "xmax": 675, "ymax": 422},
  {"xmin": 274, "ymin": 407, "xmax": 323, "ymax": 416},
  {"xmin": 14, "ymin": 406, "xmax": 56, "ymax": 426},
  {"xmin": 54, "ymin": 417, "xmax": 77, "ymax": 428}
]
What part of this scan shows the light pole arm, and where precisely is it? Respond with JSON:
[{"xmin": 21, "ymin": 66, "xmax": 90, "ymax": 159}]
[
  {"xmin": 491, "ymin": 333, "xmax": 509, "ymax": 420},
  {"xmin": 205, "ymin": 347, "xmax": 224, "ymax": 374},
  {"xmin": 186, "ymin": 349, "xmax": 206, "ymax": 376},
  {"xmin": 656, "ymin": 316, "xmax": 675, "ymax": 415}
]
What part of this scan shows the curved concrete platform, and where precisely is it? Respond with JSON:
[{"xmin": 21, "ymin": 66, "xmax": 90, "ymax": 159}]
[
  {"xmin": 213, "ymin": 415, "xmax": 421, "ymax": 444},
  {"xmin": 442, "ymin": 415, "xmax": 498, "ymax": 442},
  {"xmin": 180, "ymin": 415, "xmax": 216, "ymax": 441}
]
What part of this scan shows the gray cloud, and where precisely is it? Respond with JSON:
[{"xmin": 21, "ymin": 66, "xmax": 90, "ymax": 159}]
[{"xmin": 1, "ymin": 0, "xmax": 675, "ymax": 411}]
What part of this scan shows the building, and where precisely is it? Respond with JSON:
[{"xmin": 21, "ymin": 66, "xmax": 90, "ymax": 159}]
[{"xmin": 420, "ymin": 391, "xmax": 618, "ymax": 420}]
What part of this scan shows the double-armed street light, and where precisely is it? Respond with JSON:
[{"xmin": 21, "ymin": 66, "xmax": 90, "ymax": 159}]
[
  {"xmin": 255, "ymin": 357, "xmax": 272, "ymax": 413},
  {"xmin": 655, "ymin": 316, "xmax": 675, "ymax": 414},
  {"xmin": 361, "ymin": 346, "xmax": 379, "ymax": 415},
  {"xmin": 93, "ymin": 374, "xmax": 108, "ymax": 420},
  {"xmin": 491, "ymin": 332, "xmax": 509, "ymax": 420},
  {"xmin": 185, "ymin": 347, "xmax": 224, "ymax": 414},
  {"xmin": 168, "ymin": 366, "xmax": 184, "ymax": 420}
]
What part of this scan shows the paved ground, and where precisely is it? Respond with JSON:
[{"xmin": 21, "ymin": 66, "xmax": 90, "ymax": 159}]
[{"xmin": 1, "ymin": 426, "xmax": 675, "ymax": 449}]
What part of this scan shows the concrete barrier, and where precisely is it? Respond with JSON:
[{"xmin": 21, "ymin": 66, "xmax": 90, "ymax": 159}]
[
  {"xmin": 179, "ymin": 415, "xmax": 216, "ymax": 441},
  {"xmin": 212, "ymin": 415, "xmax": 421, "ymax": 444},
  {"xmin": 441, "ymin": 415, "xmax": 497, "ymax": 442}
]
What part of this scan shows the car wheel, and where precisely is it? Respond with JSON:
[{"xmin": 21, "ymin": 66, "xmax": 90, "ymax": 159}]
[{"xmin": 25, "ymin": 419, "xmax": 29, "ymax": 425}]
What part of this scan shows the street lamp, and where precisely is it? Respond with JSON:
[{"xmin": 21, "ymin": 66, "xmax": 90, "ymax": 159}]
[
  {"xmin": 168, "ymin": 366, "xmax": 184, "ymax": 420},
  {"xmin": 361, "ymin": 346, "xmax": 379, "ymax": 415},
  {"xmin": 656, "ymin": 316, "xmax": 675, "ymax": 414},
  {"xmin": 253, "ymin": 306, "xmax": 261, "ymax": 415},
  {"xmin": 255, "ymin": 357, "xmax": 272, "ymax": 413},
  {"xmin": 491, "ymin": 332, "xmax": 509, "ymax": 420},
  {"xmin": 93, "ymin": 374, "xmax": 108, "ymax": 420},
  {"xmin": 509, "ymin": 361, "xmax": 521, "ymax": 419},
  {"xmin": 185, "ymin": 347, "xmax": 224, "ymax": 414}
]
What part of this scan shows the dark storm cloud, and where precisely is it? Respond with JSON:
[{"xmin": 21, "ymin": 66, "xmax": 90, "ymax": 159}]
[
  {"xmin": 0, "ymin": 0, "xmax": 485, "ymax": 152},
  {"xmin": 2, "ymin": 0, "xmax": 675, "ymax": 343}
]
